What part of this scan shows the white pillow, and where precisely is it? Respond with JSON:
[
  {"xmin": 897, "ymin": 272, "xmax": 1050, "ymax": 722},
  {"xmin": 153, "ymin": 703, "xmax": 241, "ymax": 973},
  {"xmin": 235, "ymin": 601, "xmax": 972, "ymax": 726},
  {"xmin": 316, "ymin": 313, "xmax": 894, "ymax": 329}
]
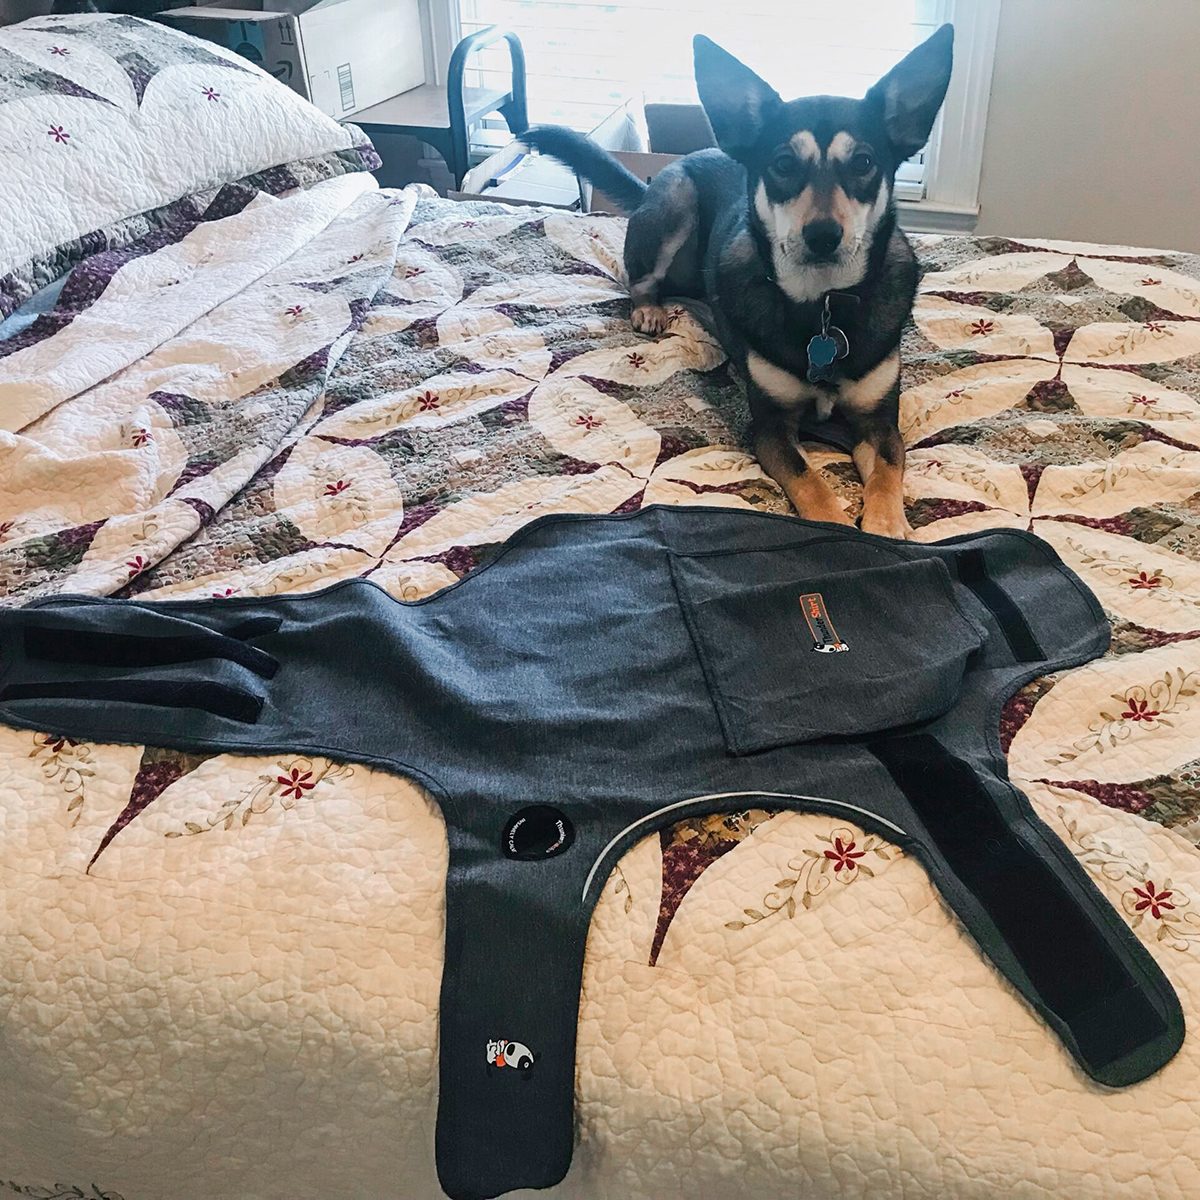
[{"xmin": 0, "ymin": 12, "xmax": 379, "ymax": 317}]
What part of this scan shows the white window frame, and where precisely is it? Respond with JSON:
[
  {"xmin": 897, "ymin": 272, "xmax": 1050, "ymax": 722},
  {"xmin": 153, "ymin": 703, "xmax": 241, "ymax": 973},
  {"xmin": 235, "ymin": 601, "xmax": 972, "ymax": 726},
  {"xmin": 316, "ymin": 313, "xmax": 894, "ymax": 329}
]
[
  {"xmin": 425, "ymin": 0, "xmax": 999, "ymax": 231},
  {"xmin": 899, "ymin": 0, "xmax": 1000, "ymax": 232},
  {"xmin": 421, "ymin": 0, "xmax": 461, "ymax": 90}
]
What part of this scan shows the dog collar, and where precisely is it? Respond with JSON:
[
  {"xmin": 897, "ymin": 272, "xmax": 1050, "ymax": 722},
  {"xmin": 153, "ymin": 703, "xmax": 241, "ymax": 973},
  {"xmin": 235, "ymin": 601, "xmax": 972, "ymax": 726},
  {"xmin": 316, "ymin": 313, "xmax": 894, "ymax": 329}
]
[{"xmin": 754, "ymin": 238, "xmax": 859, "ymax": 384}]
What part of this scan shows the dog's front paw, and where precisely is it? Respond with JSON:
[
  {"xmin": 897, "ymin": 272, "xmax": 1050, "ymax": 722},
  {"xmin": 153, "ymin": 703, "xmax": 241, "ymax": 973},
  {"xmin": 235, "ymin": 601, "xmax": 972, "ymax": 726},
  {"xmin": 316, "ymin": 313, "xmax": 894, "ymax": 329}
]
[
  {"xmin": 860, "ymin": 511, "xmax": 915, "ymax": 540},
  {"xmin": 800, "ymin": 499, "xmax": 855, "ymax": 527},
  {"xmin": 631, "ymin": 305, "xmax": 669, "ymax": 335}
]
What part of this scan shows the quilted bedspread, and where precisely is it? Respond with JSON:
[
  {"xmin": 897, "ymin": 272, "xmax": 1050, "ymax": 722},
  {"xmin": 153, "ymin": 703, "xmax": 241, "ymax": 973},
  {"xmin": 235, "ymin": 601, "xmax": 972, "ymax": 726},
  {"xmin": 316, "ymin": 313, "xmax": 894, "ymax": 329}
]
[{"xmin": 1, "ymin": 179, "xmax": 1198, "ymax": 1200}]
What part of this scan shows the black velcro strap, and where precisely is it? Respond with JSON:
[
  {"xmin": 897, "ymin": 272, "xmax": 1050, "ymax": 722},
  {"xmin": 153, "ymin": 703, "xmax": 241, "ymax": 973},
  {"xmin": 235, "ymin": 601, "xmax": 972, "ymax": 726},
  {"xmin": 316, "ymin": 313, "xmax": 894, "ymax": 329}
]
[
  {"xmin": 23, "ymin": 624, "xmax": 278, "ymax": 679},
  {"xmin": 868, "ymin": 734, "xmax": 1163, "ymax": 1071},
  {"xmin": 954, "ymin": 548, "xmax": 1044, "ymax": 663},
  {"xmin": 0, "ymin": 678, "xmax": 262, "ymax": 723},
  {"xmin": 226, "ymin": 615, "xmax": 283, "ymax": 640}
]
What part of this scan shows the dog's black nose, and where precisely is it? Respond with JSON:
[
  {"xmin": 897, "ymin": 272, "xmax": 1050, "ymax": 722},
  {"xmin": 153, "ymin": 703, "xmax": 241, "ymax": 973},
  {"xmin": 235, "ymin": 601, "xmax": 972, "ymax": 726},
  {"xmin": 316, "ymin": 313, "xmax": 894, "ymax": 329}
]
[{"xmin": 802, "ymin": 219, "xmax": 843, "ymax": 259}]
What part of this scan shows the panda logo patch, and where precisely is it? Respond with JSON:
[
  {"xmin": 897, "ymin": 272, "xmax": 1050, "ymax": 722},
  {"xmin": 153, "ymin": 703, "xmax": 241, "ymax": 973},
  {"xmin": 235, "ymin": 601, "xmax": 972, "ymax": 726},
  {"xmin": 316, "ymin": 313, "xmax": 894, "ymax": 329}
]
[{"xmin": 487, "ymin": 1038, "xmax": 537, "ymax": 1076}]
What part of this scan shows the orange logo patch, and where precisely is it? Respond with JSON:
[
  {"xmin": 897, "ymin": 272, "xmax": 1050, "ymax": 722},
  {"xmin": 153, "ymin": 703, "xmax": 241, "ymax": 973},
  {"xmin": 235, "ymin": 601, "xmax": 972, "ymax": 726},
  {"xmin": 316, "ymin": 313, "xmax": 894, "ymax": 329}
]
[{"xmin": 799, "ymin": 592, "xmax": 850, "ymax": 653}]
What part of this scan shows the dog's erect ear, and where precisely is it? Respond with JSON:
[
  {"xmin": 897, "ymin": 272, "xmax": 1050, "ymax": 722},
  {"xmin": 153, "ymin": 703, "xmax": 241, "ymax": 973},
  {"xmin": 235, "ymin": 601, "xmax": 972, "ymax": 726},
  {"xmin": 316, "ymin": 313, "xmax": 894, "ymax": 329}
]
[
  {"xmin": 693, "ymin": 35, "xmax": 781, "ymax": 160},
  {"xmin": 866, "ymin": 23, "xmax": 954, "ymax": 161}
]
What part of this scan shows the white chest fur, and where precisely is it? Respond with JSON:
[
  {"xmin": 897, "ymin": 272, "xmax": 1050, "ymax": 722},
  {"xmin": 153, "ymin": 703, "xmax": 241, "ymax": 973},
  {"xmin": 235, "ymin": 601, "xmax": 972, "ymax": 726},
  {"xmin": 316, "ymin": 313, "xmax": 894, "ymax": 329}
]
[{"xmin": 746, "ymin": 349, "xmax": 900, "ymax": 421}]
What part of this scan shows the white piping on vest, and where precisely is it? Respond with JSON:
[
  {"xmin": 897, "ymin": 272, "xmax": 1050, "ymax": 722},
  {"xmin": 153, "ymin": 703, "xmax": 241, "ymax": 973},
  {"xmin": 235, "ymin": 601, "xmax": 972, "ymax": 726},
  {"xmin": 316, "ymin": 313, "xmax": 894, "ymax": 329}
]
[{"xmin": 581, "ymin": 791, "xmax": 909, "ymax": 902}]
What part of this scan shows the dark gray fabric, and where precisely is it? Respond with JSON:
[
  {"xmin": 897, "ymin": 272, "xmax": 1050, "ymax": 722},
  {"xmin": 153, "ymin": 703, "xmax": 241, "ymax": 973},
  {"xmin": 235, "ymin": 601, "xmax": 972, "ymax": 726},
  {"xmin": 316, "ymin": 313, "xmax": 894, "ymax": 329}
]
[
  {"xmin": 0, "ymin": 506, "xmax": 1184, "ymax": 1200},
  {"xmin": 672, "ymin": 552, "xmax": 982, "ymax": 750}
]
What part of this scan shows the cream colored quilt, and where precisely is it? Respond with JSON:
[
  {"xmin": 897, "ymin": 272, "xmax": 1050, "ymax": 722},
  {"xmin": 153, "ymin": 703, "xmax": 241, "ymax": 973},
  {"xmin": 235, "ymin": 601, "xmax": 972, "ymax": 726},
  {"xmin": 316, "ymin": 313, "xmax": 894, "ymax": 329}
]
[{"xmin": 0, "ymin": 180, "xmax": 1198, "ymax": 1199}]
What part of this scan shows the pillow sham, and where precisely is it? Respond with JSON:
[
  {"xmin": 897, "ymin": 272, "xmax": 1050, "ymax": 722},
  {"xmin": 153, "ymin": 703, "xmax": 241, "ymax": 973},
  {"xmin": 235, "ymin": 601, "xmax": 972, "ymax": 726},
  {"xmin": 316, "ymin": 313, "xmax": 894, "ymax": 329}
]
[{"xmin": 0, "ymin": 12, "xmax": 380, "ymax": 318}]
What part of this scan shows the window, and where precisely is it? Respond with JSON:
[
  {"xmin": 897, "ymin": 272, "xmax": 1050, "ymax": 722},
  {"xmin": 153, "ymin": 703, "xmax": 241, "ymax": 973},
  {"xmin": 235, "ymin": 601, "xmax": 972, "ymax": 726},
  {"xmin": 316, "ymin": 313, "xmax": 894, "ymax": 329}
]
[{"xmin": 436, "ymin": 0, "xmax": 999, "ymax": 225}]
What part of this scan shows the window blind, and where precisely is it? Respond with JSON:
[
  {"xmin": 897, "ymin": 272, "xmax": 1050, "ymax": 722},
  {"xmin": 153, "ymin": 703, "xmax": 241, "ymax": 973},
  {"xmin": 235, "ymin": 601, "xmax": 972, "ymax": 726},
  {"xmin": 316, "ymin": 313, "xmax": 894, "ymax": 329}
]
[{"xmin": 460, "ymin": 0, "xmax": 940, "ymax": 197}]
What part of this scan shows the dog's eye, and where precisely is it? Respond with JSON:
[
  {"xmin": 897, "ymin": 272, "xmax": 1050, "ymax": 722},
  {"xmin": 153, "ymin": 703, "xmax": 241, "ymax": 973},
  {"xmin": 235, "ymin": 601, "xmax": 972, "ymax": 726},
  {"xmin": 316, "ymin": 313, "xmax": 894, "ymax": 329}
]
[
  {"xmin": 848, "ymin": 152, "xmax": 875, "ymax": 176},
  {"xmin": 771, "ymin": 154, "xmax": 799, "ymax": 177}
]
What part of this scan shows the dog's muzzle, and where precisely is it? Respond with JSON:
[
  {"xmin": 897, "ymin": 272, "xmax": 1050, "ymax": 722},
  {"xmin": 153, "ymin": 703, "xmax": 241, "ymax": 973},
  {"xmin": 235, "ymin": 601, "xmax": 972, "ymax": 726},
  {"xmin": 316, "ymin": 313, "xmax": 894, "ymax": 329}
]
[{"xmin": 801, "ymin": 219, "xmax": 844, "ymax": 262}]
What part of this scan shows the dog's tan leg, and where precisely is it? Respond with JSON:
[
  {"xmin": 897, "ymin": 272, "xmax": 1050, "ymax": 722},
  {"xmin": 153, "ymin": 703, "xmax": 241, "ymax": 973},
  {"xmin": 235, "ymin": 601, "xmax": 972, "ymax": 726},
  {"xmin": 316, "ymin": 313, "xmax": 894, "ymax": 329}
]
[
  {"xmin": 753, "ymin": 415, "xmax": 852, "ymax": 526},
  {"xmin": 852, "ymin": 423, "xmax": 913, "ymax": 540}
]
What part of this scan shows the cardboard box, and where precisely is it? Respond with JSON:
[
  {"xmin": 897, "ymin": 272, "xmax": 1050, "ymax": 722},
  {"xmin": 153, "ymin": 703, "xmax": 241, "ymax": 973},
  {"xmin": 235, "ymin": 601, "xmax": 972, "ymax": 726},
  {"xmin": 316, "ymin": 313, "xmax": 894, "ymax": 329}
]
[
  {"xmin": 160, "ymin": 0, "xmax": 424, "ymax": 119},
  {"xmin": 452, "ymin": 143, "xmax": 584, "ymax": 209},
  {"xmin": 452, "ymin": 102, "xmax": 720, "ymax": 213},
  {"xmin": 585, "ymin": 104, "xmax": 717, "ymax": 212},
  {"xmin": 451, "ymin": 101, "xmax": 647, "ymax": 210},
  {"xmin": 643, "ymin": 102, "xmax": 716, "ymax": 156}
]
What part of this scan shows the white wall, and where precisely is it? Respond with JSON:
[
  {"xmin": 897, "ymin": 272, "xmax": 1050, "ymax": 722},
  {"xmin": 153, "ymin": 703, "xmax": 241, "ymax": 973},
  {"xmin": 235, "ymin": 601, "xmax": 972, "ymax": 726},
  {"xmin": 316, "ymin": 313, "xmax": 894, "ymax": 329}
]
[{"xmin": 975, "ymin": 0, "xmax": 1200, "ymax": 251}]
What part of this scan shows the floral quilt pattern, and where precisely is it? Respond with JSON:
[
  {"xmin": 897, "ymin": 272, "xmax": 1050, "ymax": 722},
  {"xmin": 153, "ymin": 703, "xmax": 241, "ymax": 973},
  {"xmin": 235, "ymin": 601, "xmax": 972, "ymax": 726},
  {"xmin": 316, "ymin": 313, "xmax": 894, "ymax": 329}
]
[
  {"xmin": 1, "ymin": 192, "xmax": 1199, "ymax": 1199},
  {"xmin": 0, "ymin": 13, "xmax": 378, "ymax": 319}
]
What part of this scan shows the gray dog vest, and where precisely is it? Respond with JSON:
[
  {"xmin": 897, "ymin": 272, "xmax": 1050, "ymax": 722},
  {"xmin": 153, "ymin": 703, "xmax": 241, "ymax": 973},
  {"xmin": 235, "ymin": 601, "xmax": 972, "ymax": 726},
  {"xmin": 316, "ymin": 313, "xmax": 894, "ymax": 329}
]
[{"xmin": 0, "ymin": 507, "xmax": 1183, "ymax": 1200}]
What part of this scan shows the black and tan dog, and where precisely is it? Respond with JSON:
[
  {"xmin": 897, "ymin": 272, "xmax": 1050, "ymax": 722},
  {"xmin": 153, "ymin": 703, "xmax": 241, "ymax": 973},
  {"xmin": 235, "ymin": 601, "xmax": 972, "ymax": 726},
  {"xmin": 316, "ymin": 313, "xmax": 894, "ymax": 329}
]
[{"xmin": 522, "ymin": 26, "xmax": 954, "ymax": 538}]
